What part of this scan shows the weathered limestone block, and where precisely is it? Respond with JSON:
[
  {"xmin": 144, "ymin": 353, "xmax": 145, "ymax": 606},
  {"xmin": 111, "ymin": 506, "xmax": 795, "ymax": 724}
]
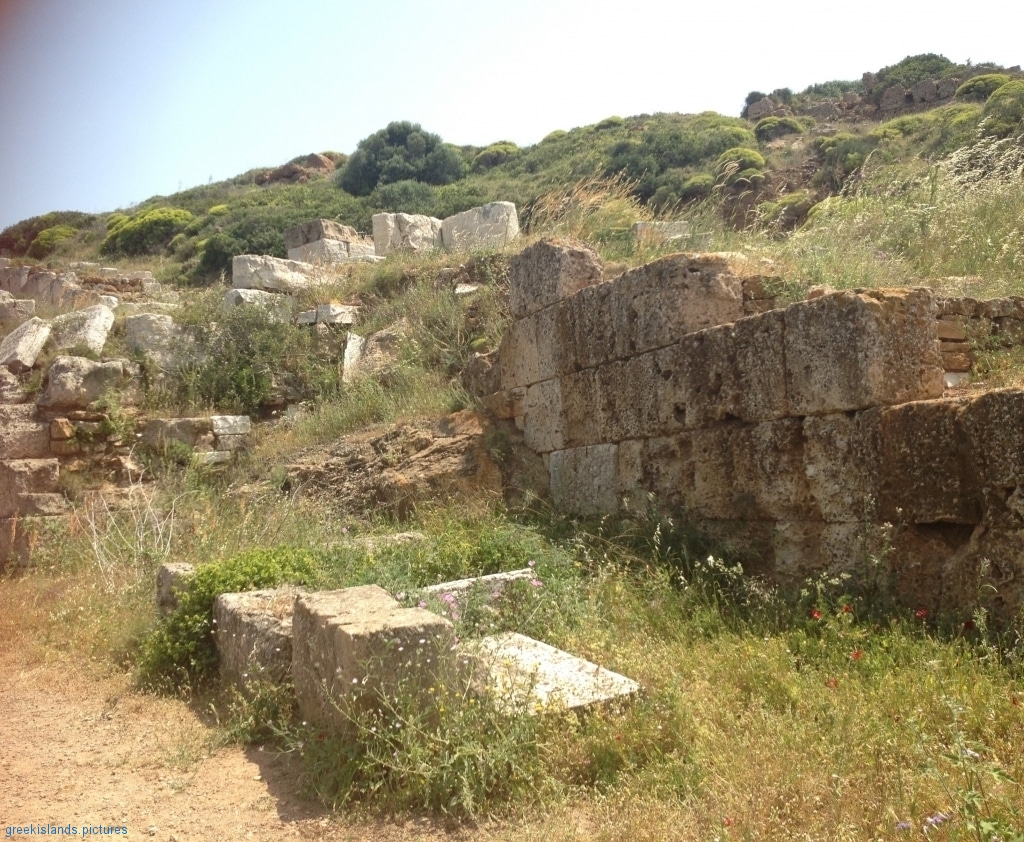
[
  {"xmin": 291, "ymin": 586, "xmax": 455, "ymax": 733},
  {"xmin": 50, "ymin": 304, "xmax": 115, "ymax": 356},
  {"xmin": 157, "ymin": 561, "xmax": 195, "ymax": 615},
  {"xmin": 555, "ymin": 281, "xmax": 619, "ymax": 372},
  {"xmin": 497, "ymin": 305, "xmax": 560, "ymax": 390},
  {"xmin": 372, "ymin": 213, "xmax": 443, "ymax": 256},
  {"xmin": 284, "ymin": 219, "xmax": 360, "ymax": 250},
  {"xmin": 0, "ymin": 317, "xmax": 51, "ymax": 373},
  {"xmin": 507, "ymin": 238, "xmax": 603, "ymax": 320},
  {"xmin": 0, "ymin": 265, "xmax": 29, "ymax": 295},
  {"xmin": 0, "ymin": 298, "xmax": 36, "ymax": 330},
  {"xmin": 423, "ymin": 568, "xmax": 534, "ymax": 599},
  {"xmin": 0, "ymin": 368, "xmax": 28, "ymax": 403},
  {"xmin": 943, "ymin": 526, "xmax": 1024, "ymax": 622},
  {"xmin": 560, "ymin": 368, "xmax": 603, "ymax": 448},
  {"xmin": 523, "ymin": 378, "xmax": 565, "ymax": 453},
  {"xmin": 595, "ymin": 353, "xmax": 664, "ymax": 442},
  {"xmin": 215, "ymin": 434, "xmax": 248, "ymax": 452},
  {"xmin": 961, "ymin": 390, "xmax": 1024, "ymax": 527},
  {"xmin": 214, "ymin": 587, "xmax": 304, "ymax": 687},
  {"xmin": 316, "ymin": 304, "xmax": 359, "ymax": 325},
  {"xmin": 441, "ymin": 202, "xmax": 519, "ymax": 252},
  {"xmin": 467, "ymin": 632, "xmax": 640, "ymax": 713},
  {"xmin": 223, "ymin": 288, "xmax": 294, "ymax": 321},
  {"xmin": 211, "ymin": 415, "xmax": 251, "ymax": 437},
  {"xmin": 616, "ymin": 253, "xmax": 746, "ymax": 356},
  {"xmin": 192, "ymin": 450, "xmax": 232, "ymax": 467},
  {"xmin": 231, "ymin": 254, "xmax": 315, "ymax": 294},
  {"xmin": 125, "ymin": 313, "xmax": 193, "ymax": 372},
  {"xmin": 142, "ymin": 417, "xmax": 214, "ymax": 450},
  {"xmin": 746, "ymin": 97, "xmax": 776, "ymax": 120},
  {"xmin": 17, "ymin": 493, "xmax": 68, "ymax": 517},
  {"xmin": 0, "ymin": 405, "xmax": 50, "ymax": 459},
  {"xmin": 0, "ymin": 459, "xmax": 60, "ymax": 518},
  {"xmin": 692, "ymin": 419, "xmax": 816, "ymax": 520},
  {"xmin": 287, "ymin": 239, "xmax": 378, "ymax": 264},
  {"xmin": 37, "ymin": 357, "xmax": 139, "ymax": 410},
  {"xmin": 869, "ymin": 398, "xmax": 979, "ymax": 524},
  {"xmin": 784, "ymin": 289, "xmax": 944, "ymax": 415},
  {"xmin": 342, "ymin": 325, "xmax": 403, "ymax": 383},
  {"xmin": 462, "ymin": 351, "xmax": 500, "ymax": 398},
  {"xmin": 803, "ymin": 413, "xmax": 878, "ymax": 522},
  {"xmin": 635, "ymin": 433, "xmax": 697, "ymax": 509},
  {"xmin": 549, "ymin": 443, "xmax": 620, "ymax": 515}
]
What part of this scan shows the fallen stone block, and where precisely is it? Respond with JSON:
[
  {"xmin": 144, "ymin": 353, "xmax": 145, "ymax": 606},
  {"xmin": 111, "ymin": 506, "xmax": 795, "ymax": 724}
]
[
  {"xmin": 284, "ymin": 219, "xmax": 361, "ymax": 250},
  {"xmin": 372, "ymin": 213, "xmax": 443, "ymax": 256},
  {"xmin": 156, "ymin": 561, "xmax": 195, "ymax": 616},
  {"xmin": 287, "ymin": 238, "xmax": 348, "ymax": 264},
  {"xmin": 211, "ymin": 415, "xmax": 251, "ymax": 437},
  {"xmin": 0, "ymin": 317, "xmax": 51, "ymax": 373},
  {"xmin": 231, "ymin": 254, "xmax": 315, "ymax": 294},
  {"xmin": 125, "ymin": 313, "xmax": 194, "ymax": 373},
  {"xmin": 316, "ymin": 304, "xmax": 359, "ymax": 325},
  {"xmin": 142, "ymin": 417, "xmax": 213, "ymax": 450},
  {"xmin": 0, "ymin": 298, "xmax": 36, "ymax": 330},
  {"xmin": 441, "ymin": 202, "xmax": 519, "ymax": 252},
  {"xmin": 291, "ymin": 586, "xmax": 455, "ymax": 733},
  {"xmin": 191, "ymin": 450, "xmax": 232, "ymax": 467},
  {"xmin": 223, "ymin": 288, "xmax": 293, "ymax": 321},
  {"xmin": 50, "ymin": 304, "xmax": 115, "ymax": 357},
  {"xmin": 214, "ymin": 587, "xmax": 304, "ymax": 687},
  {"xmin": 423, "ymin": 568, "xmax": 534, "ymax": 600},
  {"xmin": 37, "ymin": 356, "xmax": 139, "ymax": 410},
  {"xmin": 342, "ymin": 325, "xmax": 402, "ymax": 383},
  {"xmin": 0, "ymin": 368, "xmax": 29, "ymax": 403},
  {"xmin": 467, "ymin": 632, "xmax": 640, "ymax": 714}
]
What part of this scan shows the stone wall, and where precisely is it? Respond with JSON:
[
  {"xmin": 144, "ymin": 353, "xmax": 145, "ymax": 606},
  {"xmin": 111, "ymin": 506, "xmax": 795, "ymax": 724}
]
[{"xmin": 483, "ymin": 239, "xmax": 1024, "ymax": 619}]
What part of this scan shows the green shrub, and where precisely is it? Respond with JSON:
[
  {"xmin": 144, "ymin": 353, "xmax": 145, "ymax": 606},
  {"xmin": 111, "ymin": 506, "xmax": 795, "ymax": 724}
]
[
  {"xmin": 755, "ymin": 116, "xmax": 805, "ymax": 143},
  {"xmin": 338, "ymin": 121, "xmax": 466, "ymax": 196},
  {"xmin": 956, "ymin": 73, "xmax": 1012, "ymax": 101},
  {"xmin": 801, "ymin": 79, "xmax": 863, "ymax": 99},
  {"xmin": 595, "ymin": 115, "xmax": 626, "ymax": 130},
  {"xmin": 982, "ymin": 80, "xmax": 1024, "ymax": 137},
  {"xmin": 758, "ymin": 190, "xmax": 815, "ymax": 229},
  {"xmin": 871, "ymin": 53, "xmax": 957, "ymax": 104},
  {"xmin": 814, "ymin": 132, "xmax": 879, "ymax": 188},
  {"xmin": 681, "ymin": 173, "xmax": 715, "ymax": 200},
  {"xmin": 471, "ymin": 141, "xmax": 519, "ymax": 171},
  {"xmin": 101, "ymin": 207, "xmax": 193, "ymax": 256},
  {"xmin": 0, "ymin": 211, "xmax": 94, "ymax": 257},
  {"xmin": 369, "ymin": 179, "xmax": 437, "ymax": 214},
  {"xmin": 137, "ymin": 547, "xmax": 323, "ymax": 688},
  {"xmin": 716, "ymin": 146, "xmax": 766, "ymax": 172},
  {"xmin": 27, "ymin": 225, "xmax": 77, "ymax": 258},
  {"xmin": 208, "ymin": 203, "xmax": 230, "ymax": 216}
]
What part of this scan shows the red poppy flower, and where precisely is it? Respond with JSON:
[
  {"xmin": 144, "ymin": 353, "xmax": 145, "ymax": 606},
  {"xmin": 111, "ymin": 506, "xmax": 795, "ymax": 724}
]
[
  {"xmin": 842, "ymin": 604, "xmax": 852, "ymax": 614},
  {"xmin": 811, "ymin": 608, "xmax": 823, "ymax": 620},
  {"xmin": 850, "ymin": 649, "xmax": 863, "ymax": 661},
  {"xmin": 915, "ymin": 608, "xmax": 928, "ymax": 619}
]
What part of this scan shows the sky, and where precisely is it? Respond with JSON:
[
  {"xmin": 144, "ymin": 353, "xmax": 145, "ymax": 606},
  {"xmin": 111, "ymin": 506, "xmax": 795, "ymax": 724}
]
[{"xmin": 0, "ymin": 0, "xmax": 1021, "ymax": 231}]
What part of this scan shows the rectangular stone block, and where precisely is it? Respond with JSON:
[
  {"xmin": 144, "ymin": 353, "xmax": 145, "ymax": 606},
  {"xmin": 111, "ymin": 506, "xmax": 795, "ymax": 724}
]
[
  {"xmin": 559, "ymin": 369, "xmax": 602, "ymax": 447},
  {"xmin": 287, "ymin": 238, "xmax": 350, "ymax": 264},
  {"xmin": 284, "ymin": 219, "xmax": 360, "ymax": 250},
  {"xmin": 692, "ymin": 419, "xmax": 817, "ymax": 520},
  {"xmin": 869, "ymin": 398, "xmax": 978, "ymax": 524},
  {"xmin": 292, "ymin": 586, "xmax": 455, "ymax": 734},
  {"xmin": 316, "ymin": 303, "xmax": 359, "ymax": 325},
  {"xmin": 157, "ymin": 561, "xmax": 194, "ymax": 615},
  {"xmin": 961, "ymin": 390, "xmax": 1024, "ymax": 526},
  {"xmin": 0, "ymin": 405, "xmax": 50, "ymax": 459},
  {"xmin": 507, "ymin": 238, "xmax": 603, "ymax": 320},
  {"xmin": 441, "ymin": 201, "xmax": 519, "ymax": 252},
  {"xmin": 423, "ymin": 568, "xmax": 534, "ymax": 599},
  {"xmin": 595, "ymin": 353, "xmax": 663, "ymax": 442},
  {"xmin": 549, "ymin": 443, "xmax": 620, "ymax": 516},
  {"xmin": 467, "ymin": 632, "xmax": 640, "ymax": 714},
  {"xmin": 784, "ymin": 289, "xmax": 944, "ymax": 415},
  {"xmin": 555, "ymin": 281, "xmax": 618, "ymax": 372},
  {"xmin": 211, "ymin": 415, "xmax": 251, "ymax": 436},
  {"xmin": 214, "ymin": 587, "xmax": 303, "ymax": 688},
  {"xmin": 613, "ymin": 253, "xmax": 745, "ymax": 356},
  {"xmin": 498, "ymin": 305, "xmax": 560, "ymax": 389},
  {"xmin": 803, "ymin": 413, "xmax": 879, "ymax": 522},
  {"xmin": 522, "ymin": 378, "xmax": 565, "ymax": 453}
]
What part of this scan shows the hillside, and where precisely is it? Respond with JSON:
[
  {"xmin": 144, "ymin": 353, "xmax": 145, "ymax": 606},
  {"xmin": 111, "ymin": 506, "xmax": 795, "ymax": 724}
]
[{"xmin": 2, "ymin": 53, "xmax": 1024, "ymax": 841}]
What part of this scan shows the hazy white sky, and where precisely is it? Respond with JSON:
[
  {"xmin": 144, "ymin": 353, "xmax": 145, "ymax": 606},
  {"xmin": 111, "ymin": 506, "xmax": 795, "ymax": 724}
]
[{"xmin": 0, "ymin": 0, "xmax": 1020, "ymax": 230}]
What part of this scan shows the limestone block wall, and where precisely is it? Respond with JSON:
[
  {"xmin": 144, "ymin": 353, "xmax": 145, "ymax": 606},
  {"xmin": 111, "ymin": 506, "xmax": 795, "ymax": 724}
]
[{"xmin": 488, "ymin": 240, "xmax": 1024, "ymax": 618}]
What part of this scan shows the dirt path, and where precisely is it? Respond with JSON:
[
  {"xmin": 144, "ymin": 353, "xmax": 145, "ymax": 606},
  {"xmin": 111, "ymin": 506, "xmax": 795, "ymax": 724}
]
[{"xmin": 0, "ymin": 649, "xmax": 466, "ymax": 841}]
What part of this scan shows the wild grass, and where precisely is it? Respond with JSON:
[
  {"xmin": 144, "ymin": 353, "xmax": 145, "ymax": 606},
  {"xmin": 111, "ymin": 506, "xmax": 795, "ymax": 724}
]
[{"xmin": 761, "ymin": 132, "xmax": 1024, "ymax": 297}]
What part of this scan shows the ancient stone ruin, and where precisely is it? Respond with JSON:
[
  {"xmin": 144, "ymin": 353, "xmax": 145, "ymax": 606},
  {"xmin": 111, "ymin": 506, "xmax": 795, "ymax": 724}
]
[{"xmin": 473, "ymin": 238, "xmax": 1024, "ymax": 620}]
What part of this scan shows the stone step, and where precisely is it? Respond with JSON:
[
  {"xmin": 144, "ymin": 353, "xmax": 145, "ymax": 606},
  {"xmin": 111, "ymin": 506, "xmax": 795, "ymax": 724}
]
[{"xmin": 467, "ymin": 632, "xmax": 641, "ymax": 714}]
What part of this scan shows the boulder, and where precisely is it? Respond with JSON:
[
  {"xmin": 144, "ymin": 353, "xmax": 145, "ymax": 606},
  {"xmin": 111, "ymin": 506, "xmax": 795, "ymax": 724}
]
[
  {"xmin": 50, "ymin": 304, "xmax": 115, "ymax": 356},
  {"xmin": 231, "ymin": 254, "xmax": 315, "ymax": 294},
  {"xmin": 372, "ymin": 213, "xmax": 443, "ymax": 256},
  {"xmin": 36, "ymin": 356, "xmax": 139, "ymax": 410},
  {"xmin": 342, "ymin": 324, "xmax": 404, "ymax": 383},
  {"xmin": 156, "ymin": 561, "xmax": 195, "ymax": 616},
  {"xmin": 746, "ymin": 97, "xmax": 777, "ymax": 120},
  {"xmin": 441, "ymin": 202, "xmax": 519, "ymax": 252},
  {"xmin": 880, "ymin": 85, "xmax": 909, "ymax": 111},
  {"xmin": 0, "ymin": 317, "xmax": 51, "ymax": 373}
]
